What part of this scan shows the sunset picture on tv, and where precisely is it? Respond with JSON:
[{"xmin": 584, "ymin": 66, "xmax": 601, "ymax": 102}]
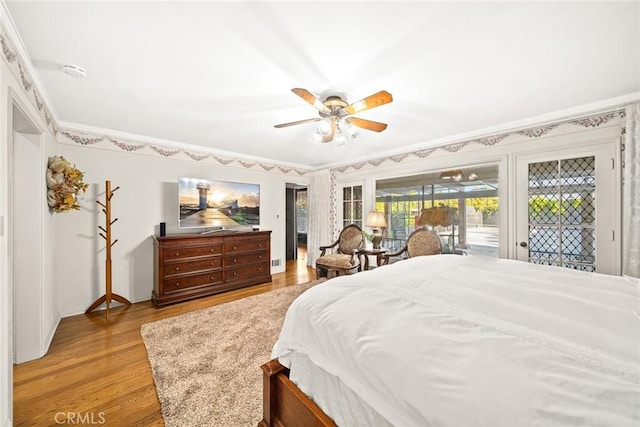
[{"xmin": 178, "ymin": 177, "xmax": 260, "ymax": 229}]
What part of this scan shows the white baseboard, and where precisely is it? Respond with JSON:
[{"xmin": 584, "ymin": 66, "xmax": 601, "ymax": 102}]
[{"xmin": 43, "ymin": 316, "xmax": 61, "ymax": 355}]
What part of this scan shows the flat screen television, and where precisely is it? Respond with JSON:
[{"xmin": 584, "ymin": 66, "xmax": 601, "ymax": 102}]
[{"xmin": 178, "ymin": 177, "xmax": 260, "ymax": 230}]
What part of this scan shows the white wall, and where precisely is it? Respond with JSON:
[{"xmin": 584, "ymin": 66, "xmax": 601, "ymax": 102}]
[{"xmin": 51, "ymin": 142, "xmax": 302, "ymax": 316}]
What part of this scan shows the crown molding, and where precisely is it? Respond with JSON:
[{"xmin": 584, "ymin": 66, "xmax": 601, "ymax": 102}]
[{"xmin": 318, "ymin": 93, "xmax": 639, "ymax": 172}]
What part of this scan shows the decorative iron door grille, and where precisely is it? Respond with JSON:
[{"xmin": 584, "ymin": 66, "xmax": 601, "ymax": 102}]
[{"xmin": 527, "ymin": 156, "xmax": 596, "ymax": 272}]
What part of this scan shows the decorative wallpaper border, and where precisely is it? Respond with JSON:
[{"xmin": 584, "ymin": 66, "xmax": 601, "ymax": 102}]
[
  {"xmin": 57, "ymin": 129, "xmax": 311, "ymax": 176},
  {"xmin": 329, "ymin": 110, "xmax": 625, "ymax": 175}
]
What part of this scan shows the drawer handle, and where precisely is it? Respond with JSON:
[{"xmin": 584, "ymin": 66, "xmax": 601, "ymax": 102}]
[
  {"xmin": 210, "ymin": 262, "xmax": 215, "ymax": 266},
  {"xmin": 210, "ymin": 276, "xmax": 214, "ymax": 280},
  {"xmin": 175, "ymin": 267, "xmax": 180, "ymax": 272},
  {"xmin": 233, "ymin": 258, "xmax": 237, "ymax": 263},
  {"xmin": 233, "ymin": 246, "xmax": 237, "ymax": 250},
  {"xmin": 259, "ymin": 244, "xmax": 263, "ymax": 247},
  {"xmin": 210, "ymin": 249, "xmax": 214, "ymax": 252},
  {"xmin": 258, "ymin": 255, "xmax": 262, "ymax": 259},
  {"xmin": 233, "ymin": 272, "xmax": 237, "ymax": 276},
  {"xmin": 175, "ymin": 282, "xmax": 180, "ymax": 287},
  {"xmin": 259, "ymin": 267, "xmax": 263, "ymax": 271},
  {"xmin": 175, "ymin": 252, "xmax": 180, "ymax": 257}
]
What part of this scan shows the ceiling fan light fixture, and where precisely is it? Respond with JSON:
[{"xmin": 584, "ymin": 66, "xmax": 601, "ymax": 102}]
[
  {"xmin": 318, "ymin": 120, "xmax": 332, "ymax": 135},
  {"xmin": 340, "ymin": 119, "xmax": 359, "ymax": 138},
  {"xmin": 275, "ymin": 87, "xmax": 392, "ymax": 144}
]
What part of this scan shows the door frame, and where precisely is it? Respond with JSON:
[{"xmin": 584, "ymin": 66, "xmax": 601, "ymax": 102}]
[{"xmin": 514, "ymin": 139, "xmax": 621, "ymax": 275}]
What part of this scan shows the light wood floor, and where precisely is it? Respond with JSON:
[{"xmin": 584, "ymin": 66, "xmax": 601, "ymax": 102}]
[{"xmin": 12, "ymin": 247, "xmax": 313, "ymax": 426}]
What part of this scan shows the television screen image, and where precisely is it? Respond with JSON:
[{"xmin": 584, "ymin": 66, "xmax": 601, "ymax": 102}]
[{"xmin": 178, "ymin": 177, "xmax": 260, "ymax": 229}]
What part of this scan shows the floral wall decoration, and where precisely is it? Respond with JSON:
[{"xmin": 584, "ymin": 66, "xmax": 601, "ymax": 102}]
[{"xmin": 46, "ymin": 156, "xmax": 89, "ymax": 212}]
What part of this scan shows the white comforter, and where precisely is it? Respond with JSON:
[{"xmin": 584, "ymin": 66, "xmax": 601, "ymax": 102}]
[{"xmin": 272, "ymin": 255, "xmax": 640, "ymax": 426}]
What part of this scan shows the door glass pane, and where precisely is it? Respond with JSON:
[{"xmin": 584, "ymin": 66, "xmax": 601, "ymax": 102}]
[
  {"xmin": 353, "ymin": 201, "xmax": 362, "ymax": 222},
  {"xmin": 529, "ymin": 226, "xmax": 560, "ymax": 264},
  {"xmin": 527, "ymin": 156, "xmax": 596, "ymax": 272},
  {"xmin": 343, "ymin": 202, "xmax": 351, "ymax": 220},
  {"xmin": 343, "ymin": 187, "xmax": 351, "ymax": 201},
  {"xmin": 353, "ymin": 185, "xmax": 362, "ymax": 201}
]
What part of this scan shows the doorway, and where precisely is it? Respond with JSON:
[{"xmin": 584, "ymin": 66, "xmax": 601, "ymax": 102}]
[
  {"xmin": 285, "ymin": 184, "xmax": 307, "ymax": 264},
  {"xmin": 10, "ymin": 102, "xmax": 46, "ymax": 364}
]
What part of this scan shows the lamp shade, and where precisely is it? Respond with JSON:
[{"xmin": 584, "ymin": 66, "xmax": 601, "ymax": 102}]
[{"xmin": 365, "ymin": 211, "xmax": 387, "ymax": 228}]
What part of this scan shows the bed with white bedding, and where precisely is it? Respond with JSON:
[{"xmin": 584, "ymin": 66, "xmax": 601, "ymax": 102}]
[{"xmin": 261, "ymin": 255, "xmax": 640, "ymax": 426}]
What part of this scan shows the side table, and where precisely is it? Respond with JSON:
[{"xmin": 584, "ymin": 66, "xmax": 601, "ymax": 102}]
[{"xmin": 358, "ymin": 248, "xmax": 387, "ymax": 270}]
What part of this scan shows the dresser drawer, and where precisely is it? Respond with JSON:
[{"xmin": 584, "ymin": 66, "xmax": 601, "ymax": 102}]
[
  {"xmin": 163, "ymin": 271, "xmax": 223, "ymax": 293},
  {"xmin": 164, "ymin": 257, "xmax": 222, "ymax": 277},
  {"xmin": 160, "ymin": 236, "xmax": 225, "ymax": 247},
  {"xmin": 226, "ymin": 261, "xmax": 270, "ymax": 281},
  {"xmin": 163, "ymin": 244, "xmax": 223, "ymax": 261},
  {"xmin": 225, "ymin": 239, "xmax": 268, "ymax": 254},
  {"xmin": 225, "ymin": 251, "xmax": 268, "ymax": 267}
]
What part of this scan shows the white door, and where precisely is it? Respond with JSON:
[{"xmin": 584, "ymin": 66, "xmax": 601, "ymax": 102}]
[{"xmin": 515, "ymin": 143, "xmax": 620, "ymax": 275}]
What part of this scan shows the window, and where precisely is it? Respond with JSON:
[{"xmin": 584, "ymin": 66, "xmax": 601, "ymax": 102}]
[
  {"xmin": 343, "ymin": 185, "xmax": 363, "ymax": 229},
  {"xmin": 375, "ymin": 165, "xmax": 499, "ymax": 256}
]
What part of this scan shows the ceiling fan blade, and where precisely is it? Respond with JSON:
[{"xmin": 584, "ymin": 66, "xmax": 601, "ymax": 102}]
[
  {"xmin": 347, "ymin": 117, "xmax": 388, "ymax": 132},
  {"xmin": 291, "ymin": 88, "xmax": 331, "ymax": 114},
  {"xmin": 274, "ymin": 118, "xmax": 322, "ymax": 128},
  {"xmin": 322, "ymin": 121, "xmax": 337, "ymax": 143},
  {"xmin": 343, "ymin": 90, "xmax": 393, "ymax": 115}
]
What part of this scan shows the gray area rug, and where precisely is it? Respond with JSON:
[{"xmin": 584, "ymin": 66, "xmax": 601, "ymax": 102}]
[{"xmin": 140, "ymin": 280, "xmax": 322, "ymax": 427}]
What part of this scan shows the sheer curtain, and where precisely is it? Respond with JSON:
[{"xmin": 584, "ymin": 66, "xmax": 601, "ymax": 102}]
[
  {"xmin": 307, "ymin": 169, "xmax": 332, "ymax": 269},
  {"xmin": 623, "ymin": 103, "xmax": 640, "ymax": 278}
]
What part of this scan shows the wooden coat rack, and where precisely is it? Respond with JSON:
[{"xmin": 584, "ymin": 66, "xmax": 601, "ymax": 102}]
[{"xmin": 86, "ymin": 180, "xmax": 131, "ymax": 319}]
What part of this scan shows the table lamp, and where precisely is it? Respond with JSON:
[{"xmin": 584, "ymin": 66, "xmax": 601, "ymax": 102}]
[{"xmin": 365, "ymin": 211, "xmax": 387, "ymax": 249}]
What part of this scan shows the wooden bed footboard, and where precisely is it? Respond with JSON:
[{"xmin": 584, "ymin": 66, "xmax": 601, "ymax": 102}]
[{"xmin": 259, "ymin": 359, "xmax": 337, "ymax": 427}]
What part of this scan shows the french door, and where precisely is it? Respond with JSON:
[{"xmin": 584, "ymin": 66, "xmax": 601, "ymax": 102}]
[{"xmin": 516, "ymin": 143, "xmax": 620, "ymax": 275}]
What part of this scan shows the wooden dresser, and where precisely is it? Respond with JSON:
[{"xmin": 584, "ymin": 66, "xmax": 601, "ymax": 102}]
[{"xmin": 153, "ymin": 231, "xmax": 272, "ymax": 307}]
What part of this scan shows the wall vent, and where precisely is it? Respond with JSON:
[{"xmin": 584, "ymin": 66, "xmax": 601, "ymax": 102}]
[{"xmin": 271, "ymin": 259, "xmax": 281, "ymax": 267}]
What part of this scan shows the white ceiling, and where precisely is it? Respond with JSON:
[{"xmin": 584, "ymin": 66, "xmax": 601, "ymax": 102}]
[{"xmin": 4, "ymin": 1, "xmax": 639, "ymax": 169}]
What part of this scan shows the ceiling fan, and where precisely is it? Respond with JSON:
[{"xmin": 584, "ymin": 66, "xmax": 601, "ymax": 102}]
[{"xmin": 274, "ymin": 88, "xmax": 393, "ymax": 143}]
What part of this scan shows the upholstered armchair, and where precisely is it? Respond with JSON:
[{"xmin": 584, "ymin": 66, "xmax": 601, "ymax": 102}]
[
  {"xmin": 381, "ymin": 228, "xmax": 445, "ymax": 265},
  {"xmin": 315, "ymin": 224, "xmax": 365, "ymax": 279}
]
